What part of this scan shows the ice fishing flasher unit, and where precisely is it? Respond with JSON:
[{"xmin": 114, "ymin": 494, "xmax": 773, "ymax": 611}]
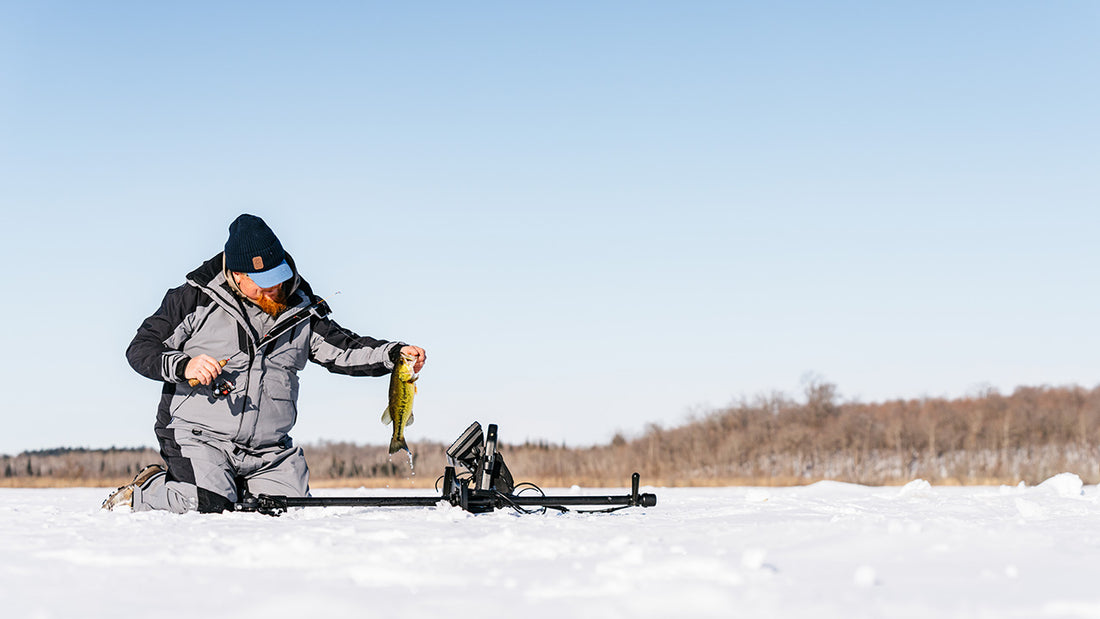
[{"xmin": 233, "ymin": 422, "xmax": 658, "ymax": 516}]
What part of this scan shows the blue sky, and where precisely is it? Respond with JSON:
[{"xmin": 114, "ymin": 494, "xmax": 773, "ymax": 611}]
[{"xmin": 1, "ymin": 3, "xmax": 1098, "ymax": 456}]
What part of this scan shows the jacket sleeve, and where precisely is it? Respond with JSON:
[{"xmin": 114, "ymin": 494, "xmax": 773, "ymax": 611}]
[
  {"xmin": 126, "ymin": 284, "xmax": 206, "ymax": 383},
  {"xmin": 308, "ymin": 315, "xmax": 404, "ymax": 377}
]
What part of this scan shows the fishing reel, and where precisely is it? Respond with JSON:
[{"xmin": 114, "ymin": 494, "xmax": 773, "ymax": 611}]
[{"xmin": 211, "ymin": 378, "xmax": 234, "ymax": 398}]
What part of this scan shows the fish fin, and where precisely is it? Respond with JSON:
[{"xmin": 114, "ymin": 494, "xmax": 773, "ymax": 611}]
[
  {"xmin": 407, "ymin": 411, "xmax": 414, "ymax": 426},
  {"xmin": 381, "ymin": 406, "xmax": 392, "ymax": 425},
  {"xmin": 389, "ymin": 436, "xmax": 409, "ymax": 455}
]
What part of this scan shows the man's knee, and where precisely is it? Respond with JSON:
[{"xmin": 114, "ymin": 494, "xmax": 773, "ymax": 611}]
[
  {"xmin": 197, "ymin": 487, "xmax": 235, "ymax": 513},
  {"xmin": 136, "ymin": 450, "xmax": 238, "ymax": 513},
  {"xmin": 245, "ymin": 447, "xmax": 311, "ymax": 497}
]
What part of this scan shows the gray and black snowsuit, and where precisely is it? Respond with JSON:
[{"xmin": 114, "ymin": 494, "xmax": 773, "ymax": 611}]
[{"xmin": 126, "ymin": 253, "xmax": 403, "ymax": 513}]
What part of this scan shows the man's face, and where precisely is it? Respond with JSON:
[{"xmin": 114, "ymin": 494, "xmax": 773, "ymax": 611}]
[{"xmin": 232, "ymin": 272, "xmax": 287, "ymax": 316}]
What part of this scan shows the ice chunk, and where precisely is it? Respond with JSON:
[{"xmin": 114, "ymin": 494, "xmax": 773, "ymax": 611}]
[
  {"xmin": 1036, "ymin": 473, "xmax": 1084, "ymax": 497},
  {"xmin": 896, "ymin": 479, "xmax": 931, "ymax": 497}
]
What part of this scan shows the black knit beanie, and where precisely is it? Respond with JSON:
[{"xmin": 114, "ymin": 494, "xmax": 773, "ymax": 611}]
[{"xmin": 224, "ymin": 214, "xmax": 285, "ymax": 274}]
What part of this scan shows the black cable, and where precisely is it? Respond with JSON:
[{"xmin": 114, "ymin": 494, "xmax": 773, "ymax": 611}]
[
  {"xmin": 435, "ymin": 471, "xmax": 474, "ymax": 492},
  {"xmin": 493, "ymin": 491, "xmax": 567, "ymax": 515},
  {"xmin": 512, "ymin": 482, "xmax": 545, "ymax": 497}
]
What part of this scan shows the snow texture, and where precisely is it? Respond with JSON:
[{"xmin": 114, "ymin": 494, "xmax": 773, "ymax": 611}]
[{"xmin": 4, "ymin": 475, "xmax": 1100, "ymax": 618}]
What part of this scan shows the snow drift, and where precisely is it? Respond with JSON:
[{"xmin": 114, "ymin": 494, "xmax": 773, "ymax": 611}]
[{"xmin": 3, "ymin": 475, "xmax": 1100, "ymax": 618}]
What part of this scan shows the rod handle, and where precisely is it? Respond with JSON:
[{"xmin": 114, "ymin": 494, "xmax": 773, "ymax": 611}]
[{"xmin": 187, "ymin": 359, "xmax": 228, "ymax": 387}]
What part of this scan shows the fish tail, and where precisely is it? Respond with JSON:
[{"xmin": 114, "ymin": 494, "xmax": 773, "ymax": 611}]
[{"xmin": 389, "ymin": 436, "xmax": 409, "ymax": 455}]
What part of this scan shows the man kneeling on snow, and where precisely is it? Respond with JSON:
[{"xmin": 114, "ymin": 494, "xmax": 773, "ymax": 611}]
[{"xmin": 102, "ymin": 214, "xmax": 425, "ymax": 513}]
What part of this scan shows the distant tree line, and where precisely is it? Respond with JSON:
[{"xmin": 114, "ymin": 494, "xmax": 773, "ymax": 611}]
[
  {"xmin": 520, "ymin": 381, "xmax": 1100, "ymax": 486},
  {"xmin": 6, "ymin": 382, "xmax": 1100, "ymax": 487},
  {"xmin": 2, "ymin": 447, "xmax": 161, "ymax": 486}
]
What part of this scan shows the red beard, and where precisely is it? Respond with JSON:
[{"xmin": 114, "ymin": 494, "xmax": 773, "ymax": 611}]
[{"xmin": 254, "ymin": 286, "xmax": 289, "ymax": 316}]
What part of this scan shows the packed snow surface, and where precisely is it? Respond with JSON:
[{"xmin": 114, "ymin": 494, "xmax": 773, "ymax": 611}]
[{"xmin": 5, "ymin": 475, "xmax": 1100, "ymax": 618}]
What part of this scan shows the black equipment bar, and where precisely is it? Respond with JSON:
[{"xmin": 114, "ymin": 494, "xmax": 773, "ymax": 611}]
[
  {"xmin": 235, "ymin": 494, "xmax": 443, "ymax": 515},
  {"xmin": 234, "ymin": 469, "xmax": 656, "ymax": 516},
  {"xmin": 233, "ymin": 422, "xmax": 657, "ymax": 516},
  {"xmin": 511, "ymin": 472, "xmax": 657, "ymax": 508}
]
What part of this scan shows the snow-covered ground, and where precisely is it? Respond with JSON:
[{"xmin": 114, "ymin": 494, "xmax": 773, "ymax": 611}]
[{"xmin": 4, "ymin": 475, "xmax": 1100, "ymax": 618}]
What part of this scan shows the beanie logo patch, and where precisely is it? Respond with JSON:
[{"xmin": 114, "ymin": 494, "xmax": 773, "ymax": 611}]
[{"xmin": 252, "ymin": 256, "xmax": 264, "ymax": 270}]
